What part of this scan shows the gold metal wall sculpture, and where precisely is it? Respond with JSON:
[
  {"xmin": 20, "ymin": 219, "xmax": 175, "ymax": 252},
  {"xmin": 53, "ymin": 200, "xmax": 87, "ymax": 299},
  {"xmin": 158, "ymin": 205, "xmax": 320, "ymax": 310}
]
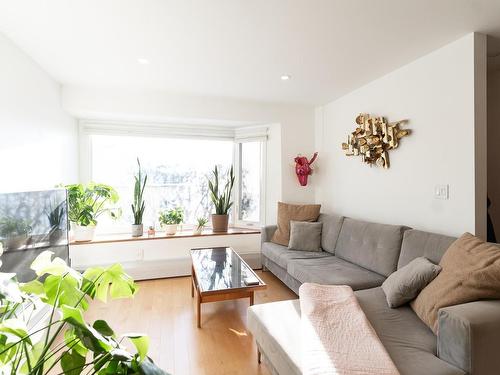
[{"xmin": 341, "ymin": 114, "xmax": 410, "ymax": 169}]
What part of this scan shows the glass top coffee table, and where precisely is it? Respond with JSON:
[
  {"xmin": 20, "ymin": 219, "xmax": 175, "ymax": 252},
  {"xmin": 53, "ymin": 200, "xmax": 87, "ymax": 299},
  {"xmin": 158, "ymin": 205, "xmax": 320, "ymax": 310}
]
[{"xmin": 190, "ymin": 246, "xmax": 266, "ymax": 328}]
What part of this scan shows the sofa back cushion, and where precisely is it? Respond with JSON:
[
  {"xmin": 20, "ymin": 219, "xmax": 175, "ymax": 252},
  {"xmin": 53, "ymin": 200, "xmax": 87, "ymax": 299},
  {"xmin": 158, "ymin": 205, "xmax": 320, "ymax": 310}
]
[
  {"xmin": 271, "ymin": 202, "xmax": 321, "ymax": 246},
  {"xmin": 335, "ymin": 218, "xmax": 409, "ymax": 277},
  {"xmin": 398, "ymin": 230, "xmax": 456, "ymax": 269},
  {"xmin": 317, "ymin": 213, "xmax": 344, "ymax": 254}
]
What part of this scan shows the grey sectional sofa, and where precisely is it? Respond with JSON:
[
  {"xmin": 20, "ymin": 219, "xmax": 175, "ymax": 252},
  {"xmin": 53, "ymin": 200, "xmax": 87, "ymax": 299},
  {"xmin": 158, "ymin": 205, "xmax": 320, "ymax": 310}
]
[{"xmin": 248, "ymin": 214, "xmax": 500, "ymax": 375}]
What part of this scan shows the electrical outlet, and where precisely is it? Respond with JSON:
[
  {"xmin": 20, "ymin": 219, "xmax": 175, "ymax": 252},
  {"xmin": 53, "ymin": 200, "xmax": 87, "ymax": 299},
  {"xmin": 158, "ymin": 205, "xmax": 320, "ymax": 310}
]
[{"xmin": 434, "ymin": 184, "xmax": 449, "ymax": 200}]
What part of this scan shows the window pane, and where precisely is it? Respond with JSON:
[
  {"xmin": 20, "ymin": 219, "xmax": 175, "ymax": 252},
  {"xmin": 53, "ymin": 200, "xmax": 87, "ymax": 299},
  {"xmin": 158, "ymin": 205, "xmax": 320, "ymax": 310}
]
[
  {"xmin": 239, "ymin": 142, "xmax": 261, "ymax": 222},
  {"xmin": 90, "ymin": 135, "xmax": 233, "ymax": 232}
]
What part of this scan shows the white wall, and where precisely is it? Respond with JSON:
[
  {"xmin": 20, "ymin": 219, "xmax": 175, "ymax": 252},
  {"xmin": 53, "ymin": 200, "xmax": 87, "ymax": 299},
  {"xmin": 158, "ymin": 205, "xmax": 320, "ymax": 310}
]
[
  {"xmin": 62, "ymin": 86, "xmax": 316, "ymax": 225},
  {"xmin": 0, "ymin": 33, "xmax": 78, "ymax": 192},
  {"xmin": 315, "ymin": 33, "xmax": 487, "ymax": 237}
]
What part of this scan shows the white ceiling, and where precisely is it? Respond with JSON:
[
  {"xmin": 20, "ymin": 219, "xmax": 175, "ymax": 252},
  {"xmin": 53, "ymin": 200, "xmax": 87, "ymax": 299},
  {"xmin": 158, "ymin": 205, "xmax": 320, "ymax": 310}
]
[{"xmin": 1, "ymin": 0, "xmax": 500, "ymax": 105}]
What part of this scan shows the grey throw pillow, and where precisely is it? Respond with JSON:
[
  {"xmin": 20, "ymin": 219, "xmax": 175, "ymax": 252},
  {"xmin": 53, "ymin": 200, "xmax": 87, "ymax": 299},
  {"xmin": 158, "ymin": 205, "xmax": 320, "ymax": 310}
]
[
  {"xmin": 288, "ymin": 221, "xmax": 323, "ymax": 252},
  {"xmin": 382, "ymin": 257, "xmax": 441, "ymax": 308}
]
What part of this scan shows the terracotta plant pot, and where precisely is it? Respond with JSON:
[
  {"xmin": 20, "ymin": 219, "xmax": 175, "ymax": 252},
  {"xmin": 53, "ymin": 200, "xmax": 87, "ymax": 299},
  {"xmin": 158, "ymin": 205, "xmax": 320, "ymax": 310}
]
[
  {"xmin": 131, "ymin": 224, "xmax": 143, "ymax": 237},
  {"xmin": 211, "ymin": 214, "xmax": 229, "ymax": 232}
]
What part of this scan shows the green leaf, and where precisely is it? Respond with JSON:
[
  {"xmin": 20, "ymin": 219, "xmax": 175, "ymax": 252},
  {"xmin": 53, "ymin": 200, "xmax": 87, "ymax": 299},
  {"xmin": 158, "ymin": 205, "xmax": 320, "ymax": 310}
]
[
  {"xmin": 93, "ymin": 320, "xmax": 114, "ymax": 337},
  {"xmin": 61, "ymin": 350, "xmax": 86, "ymax": 375},
  {"xmin": 62, "ymin": 306, "xmax": 114, "ymax": 353},
  {"xmin": 138, "ymin": 357, "xmax": 169, "ymax": 375},
  {"xmin": 31, "ymin": 251, "xmax": 81, "ymax": 279},
  {"xmin": 126, "ymin": 334, "xmax": 149, "ymax": 361},
  {"xmin": 43, "ymin": 275, "xmax": 88, "ymax": 310},
  {"xmin": 83, "ymin": 264, "xmax": 137, "ymax": 303},
  {"xmin": 109, "ymin": 348, "xmax": 133, "ymax": 361},
  {"xmin": 64, "ymin": 328, "xmax": 88, "ymax": 357},
  {"xmin": 61, "ymin": 305, "xmax": 86, "ymax": 328},
  {"xmin": 0, "ymin": 319, "xmax": 31, "ymax": 345},
  {"xmin": 20, "ymin": 280, "xmax": 45, "ymax": 298}
]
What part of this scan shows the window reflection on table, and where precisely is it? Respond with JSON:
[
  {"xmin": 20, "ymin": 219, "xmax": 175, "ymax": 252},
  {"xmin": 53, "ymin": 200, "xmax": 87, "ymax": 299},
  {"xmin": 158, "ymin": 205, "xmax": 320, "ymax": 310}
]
[{"xmin": 192, "ymin": 247, "xmax": 257, "ymax": 292}]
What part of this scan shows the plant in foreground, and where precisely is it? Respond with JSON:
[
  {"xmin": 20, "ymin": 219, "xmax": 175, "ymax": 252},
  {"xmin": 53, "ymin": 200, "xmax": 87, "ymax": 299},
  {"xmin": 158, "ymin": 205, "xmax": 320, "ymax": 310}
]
[{"xmin": 0, "ymin": 251, "xmax": 168, "ymax": 374}]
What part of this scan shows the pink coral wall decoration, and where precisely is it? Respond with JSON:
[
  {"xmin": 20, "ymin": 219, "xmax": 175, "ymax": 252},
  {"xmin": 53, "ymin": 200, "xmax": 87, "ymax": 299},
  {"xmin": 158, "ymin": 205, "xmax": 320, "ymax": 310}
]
[{"xmin": 294, "ymin": 152, "xmax": 318, "ymax": 186}]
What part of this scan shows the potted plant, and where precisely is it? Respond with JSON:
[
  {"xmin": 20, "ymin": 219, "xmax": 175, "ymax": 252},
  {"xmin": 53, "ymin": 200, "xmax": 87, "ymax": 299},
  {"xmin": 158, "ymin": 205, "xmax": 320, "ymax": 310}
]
[
  {"xmin": 131, "ymin": 158, "xmax": 147, "ymax": 237},
  {"xmin": 0, "ymin": 251, "xmax": 168, "ymax": 374},
  {"xmin": 208, "ymin": 165, "xmax": 235, "ymax": 232},
  {"xmin": 159, "ymin": 207, "xmax": 184, "ymax": 235},
  {"xmin": 65, "ymin": 183, "xmax": 121, "ymax": 242},
  {"xmin": 193, "ymin": 217, "xmax": 208, "ymax": 235}
]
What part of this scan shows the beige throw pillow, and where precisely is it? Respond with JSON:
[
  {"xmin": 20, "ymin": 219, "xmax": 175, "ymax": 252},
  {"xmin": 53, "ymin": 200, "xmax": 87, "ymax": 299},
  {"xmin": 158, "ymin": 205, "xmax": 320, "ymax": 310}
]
[
  {"xmin": 411, "ymin": 232, "xmax": 500, "ymax": 333},
  {"xmin": 271, "ymin": 202, "xmax": 321, "ymax": 246}
]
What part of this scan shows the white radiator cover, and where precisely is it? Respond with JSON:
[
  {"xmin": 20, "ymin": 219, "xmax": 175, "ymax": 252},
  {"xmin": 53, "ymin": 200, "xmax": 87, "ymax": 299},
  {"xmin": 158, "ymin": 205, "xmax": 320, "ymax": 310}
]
[{"xmin": 69, "ymin": 233, "xmax": 261, "ymax": 280}]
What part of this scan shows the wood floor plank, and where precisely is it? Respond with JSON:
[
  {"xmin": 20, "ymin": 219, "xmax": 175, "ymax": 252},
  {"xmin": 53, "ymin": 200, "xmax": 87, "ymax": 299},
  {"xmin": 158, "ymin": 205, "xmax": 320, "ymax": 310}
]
[{"xmin": 85, "ymin": 270, "xmax": 296, "ymax": 375}]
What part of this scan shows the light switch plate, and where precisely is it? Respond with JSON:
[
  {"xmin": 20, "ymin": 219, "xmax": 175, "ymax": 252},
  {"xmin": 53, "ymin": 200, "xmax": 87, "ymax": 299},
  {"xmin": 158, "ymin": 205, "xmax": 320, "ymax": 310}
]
[{"xmin": 435, "ymin": 184, "xmax": 449, "ymax": 200}]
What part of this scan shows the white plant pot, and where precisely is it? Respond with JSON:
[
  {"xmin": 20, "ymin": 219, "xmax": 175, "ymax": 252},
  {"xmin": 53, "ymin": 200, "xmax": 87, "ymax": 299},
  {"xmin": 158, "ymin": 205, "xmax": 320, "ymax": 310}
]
[
  {"xmin": 163, "ymin": 224, "xmax": 178, "ymax": 236},
  {"xmin": 72, "ymin": 224, "xmax": 96, "ymax": 242},
  {"xmin": 193, "ymin": 227, "xmax": 203, "ymax": 236},
  {"xmin": 131, "ymin": 224, "xmax": 144, "ymax": 237}
]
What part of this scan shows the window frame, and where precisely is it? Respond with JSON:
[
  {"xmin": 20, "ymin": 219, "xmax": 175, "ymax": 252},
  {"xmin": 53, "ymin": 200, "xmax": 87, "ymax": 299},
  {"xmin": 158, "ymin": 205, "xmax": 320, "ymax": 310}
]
[
  {"xmin": 78, "ymin": 121, "xmax": 267, "ymax": 233},
  {"xmin": 233, "ymin": 139, "xmax": 267, "ymax": 228}
]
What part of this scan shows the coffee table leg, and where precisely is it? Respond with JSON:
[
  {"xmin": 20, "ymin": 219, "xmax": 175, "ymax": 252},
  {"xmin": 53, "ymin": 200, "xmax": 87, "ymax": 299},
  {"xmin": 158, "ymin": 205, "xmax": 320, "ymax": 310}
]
[
  {"xmin": 197, "ymin": 293, "xmax": 202, "ymax": 328},
  {"xmin": 191, "ymin": 265, "xmax": 194, "ymax": 298},
  {"xmin": 249, "ymin": 291, "xmax": 254, "ymax": 306}
]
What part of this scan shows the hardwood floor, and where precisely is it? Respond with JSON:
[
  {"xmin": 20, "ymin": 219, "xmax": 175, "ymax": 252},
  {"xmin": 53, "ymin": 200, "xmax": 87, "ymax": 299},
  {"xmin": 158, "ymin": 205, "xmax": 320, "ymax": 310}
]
[{"xmin": 85, "ymin": 270, "xmax": 296, "ymax": 375}]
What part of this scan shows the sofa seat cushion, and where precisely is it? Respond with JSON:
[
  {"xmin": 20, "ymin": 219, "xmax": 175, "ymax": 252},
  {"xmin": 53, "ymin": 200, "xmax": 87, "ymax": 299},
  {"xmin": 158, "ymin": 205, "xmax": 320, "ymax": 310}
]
[
  {"xmin": 247, "ymin": 300, "xmax": 302, "ymax": 375},
  {"xmin": 335, "ymin": 218, "xmax": 409, "ymax": 277},
  {"xmin": 355, "ymin": 287, "xmax": 464, "ymax": 375},
  {"xmin": 287, "ymin": 256, "xmax": 386, "ymax": 291},
  {"xmin": 261, "ymin": 242, "xmax": 332, "ymax": 269}
]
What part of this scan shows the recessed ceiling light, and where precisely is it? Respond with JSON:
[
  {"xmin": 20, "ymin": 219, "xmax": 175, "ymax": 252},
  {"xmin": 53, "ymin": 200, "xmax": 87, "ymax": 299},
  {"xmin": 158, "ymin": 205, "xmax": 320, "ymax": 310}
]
[
  {"xmin": 281, "ymin": 74, "xmax": 291, "ymax": 81},
  {"xmin": 137, "ymin": 58, "xmax": 150, "ymax": 65}
]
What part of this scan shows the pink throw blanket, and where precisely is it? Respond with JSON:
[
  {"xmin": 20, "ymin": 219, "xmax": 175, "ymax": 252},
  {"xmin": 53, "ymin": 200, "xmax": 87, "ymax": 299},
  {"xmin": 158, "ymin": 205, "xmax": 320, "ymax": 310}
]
[{"xmin": 299, "ymin": 283, "xmax": 400, "ymax": 375}]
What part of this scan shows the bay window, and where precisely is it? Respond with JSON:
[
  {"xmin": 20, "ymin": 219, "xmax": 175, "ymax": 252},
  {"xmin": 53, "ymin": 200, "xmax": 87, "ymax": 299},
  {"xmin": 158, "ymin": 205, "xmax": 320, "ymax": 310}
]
[{"xmin": 80, "ymin": 122, "xmax": 266, "ymax": 233}]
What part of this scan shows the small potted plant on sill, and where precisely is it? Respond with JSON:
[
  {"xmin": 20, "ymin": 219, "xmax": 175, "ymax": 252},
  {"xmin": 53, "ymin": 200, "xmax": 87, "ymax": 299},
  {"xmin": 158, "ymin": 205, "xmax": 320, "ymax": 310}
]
[
  {"xmin": 193, "ymin": 217, "xmax": 208, "ymax": 235},
  {"xmin": 159, "ymin": 207, "xmax": 184, "ymax": 235},
  {"xmin": 65, "ymin": 182, "xmax": 121, "ymax": 242},
  {"xmin": 208, "ymin": 165, "xmax": 235, "ymax": 232},
  {"xmin": 131, "ymin": 158, "xmax": 147, "ymax": 237}
]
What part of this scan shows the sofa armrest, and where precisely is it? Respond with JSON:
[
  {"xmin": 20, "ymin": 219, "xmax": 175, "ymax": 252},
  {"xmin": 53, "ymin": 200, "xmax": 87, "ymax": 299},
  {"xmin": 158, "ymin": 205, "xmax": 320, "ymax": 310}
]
[
  {"xmin": 261, "ymin": 225, "xmax": 277, "ymax": 244},
  {"xmin": 438, "ymin": 300, "xmax": 500, "ymax": 375}
]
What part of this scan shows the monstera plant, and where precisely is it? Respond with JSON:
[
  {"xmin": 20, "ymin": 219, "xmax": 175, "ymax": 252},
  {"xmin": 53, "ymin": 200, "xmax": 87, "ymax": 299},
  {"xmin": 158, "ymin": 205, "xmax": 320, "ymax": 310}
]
[
  {"xmin": 65, "ymin": 183, "xmax": 121, "ymax": 242},
  {"xmin": 0, "ymin": 250, "xmax": 168, "ymax": 375}
]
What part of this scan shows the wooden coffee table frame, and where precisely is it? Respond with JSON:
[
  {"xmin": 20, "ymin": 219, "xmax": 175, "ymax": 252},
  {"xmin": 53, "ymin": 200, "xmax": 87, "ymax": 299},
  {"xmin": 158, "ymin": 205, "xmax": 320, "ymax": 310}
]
[{"xmin": 190, "ymin": 248, "xmax": 267, "ymax": 328}]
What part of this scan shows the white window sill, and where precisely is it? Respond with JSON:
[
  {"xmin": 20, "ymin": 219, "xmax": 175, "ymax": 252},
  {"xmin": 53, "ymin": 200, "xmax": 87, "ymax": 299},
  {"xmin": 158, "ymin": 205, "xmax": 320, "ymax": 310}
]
[{"xmin": 70, "ymin": 227, "xmax": 261, "ymax": 246}]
